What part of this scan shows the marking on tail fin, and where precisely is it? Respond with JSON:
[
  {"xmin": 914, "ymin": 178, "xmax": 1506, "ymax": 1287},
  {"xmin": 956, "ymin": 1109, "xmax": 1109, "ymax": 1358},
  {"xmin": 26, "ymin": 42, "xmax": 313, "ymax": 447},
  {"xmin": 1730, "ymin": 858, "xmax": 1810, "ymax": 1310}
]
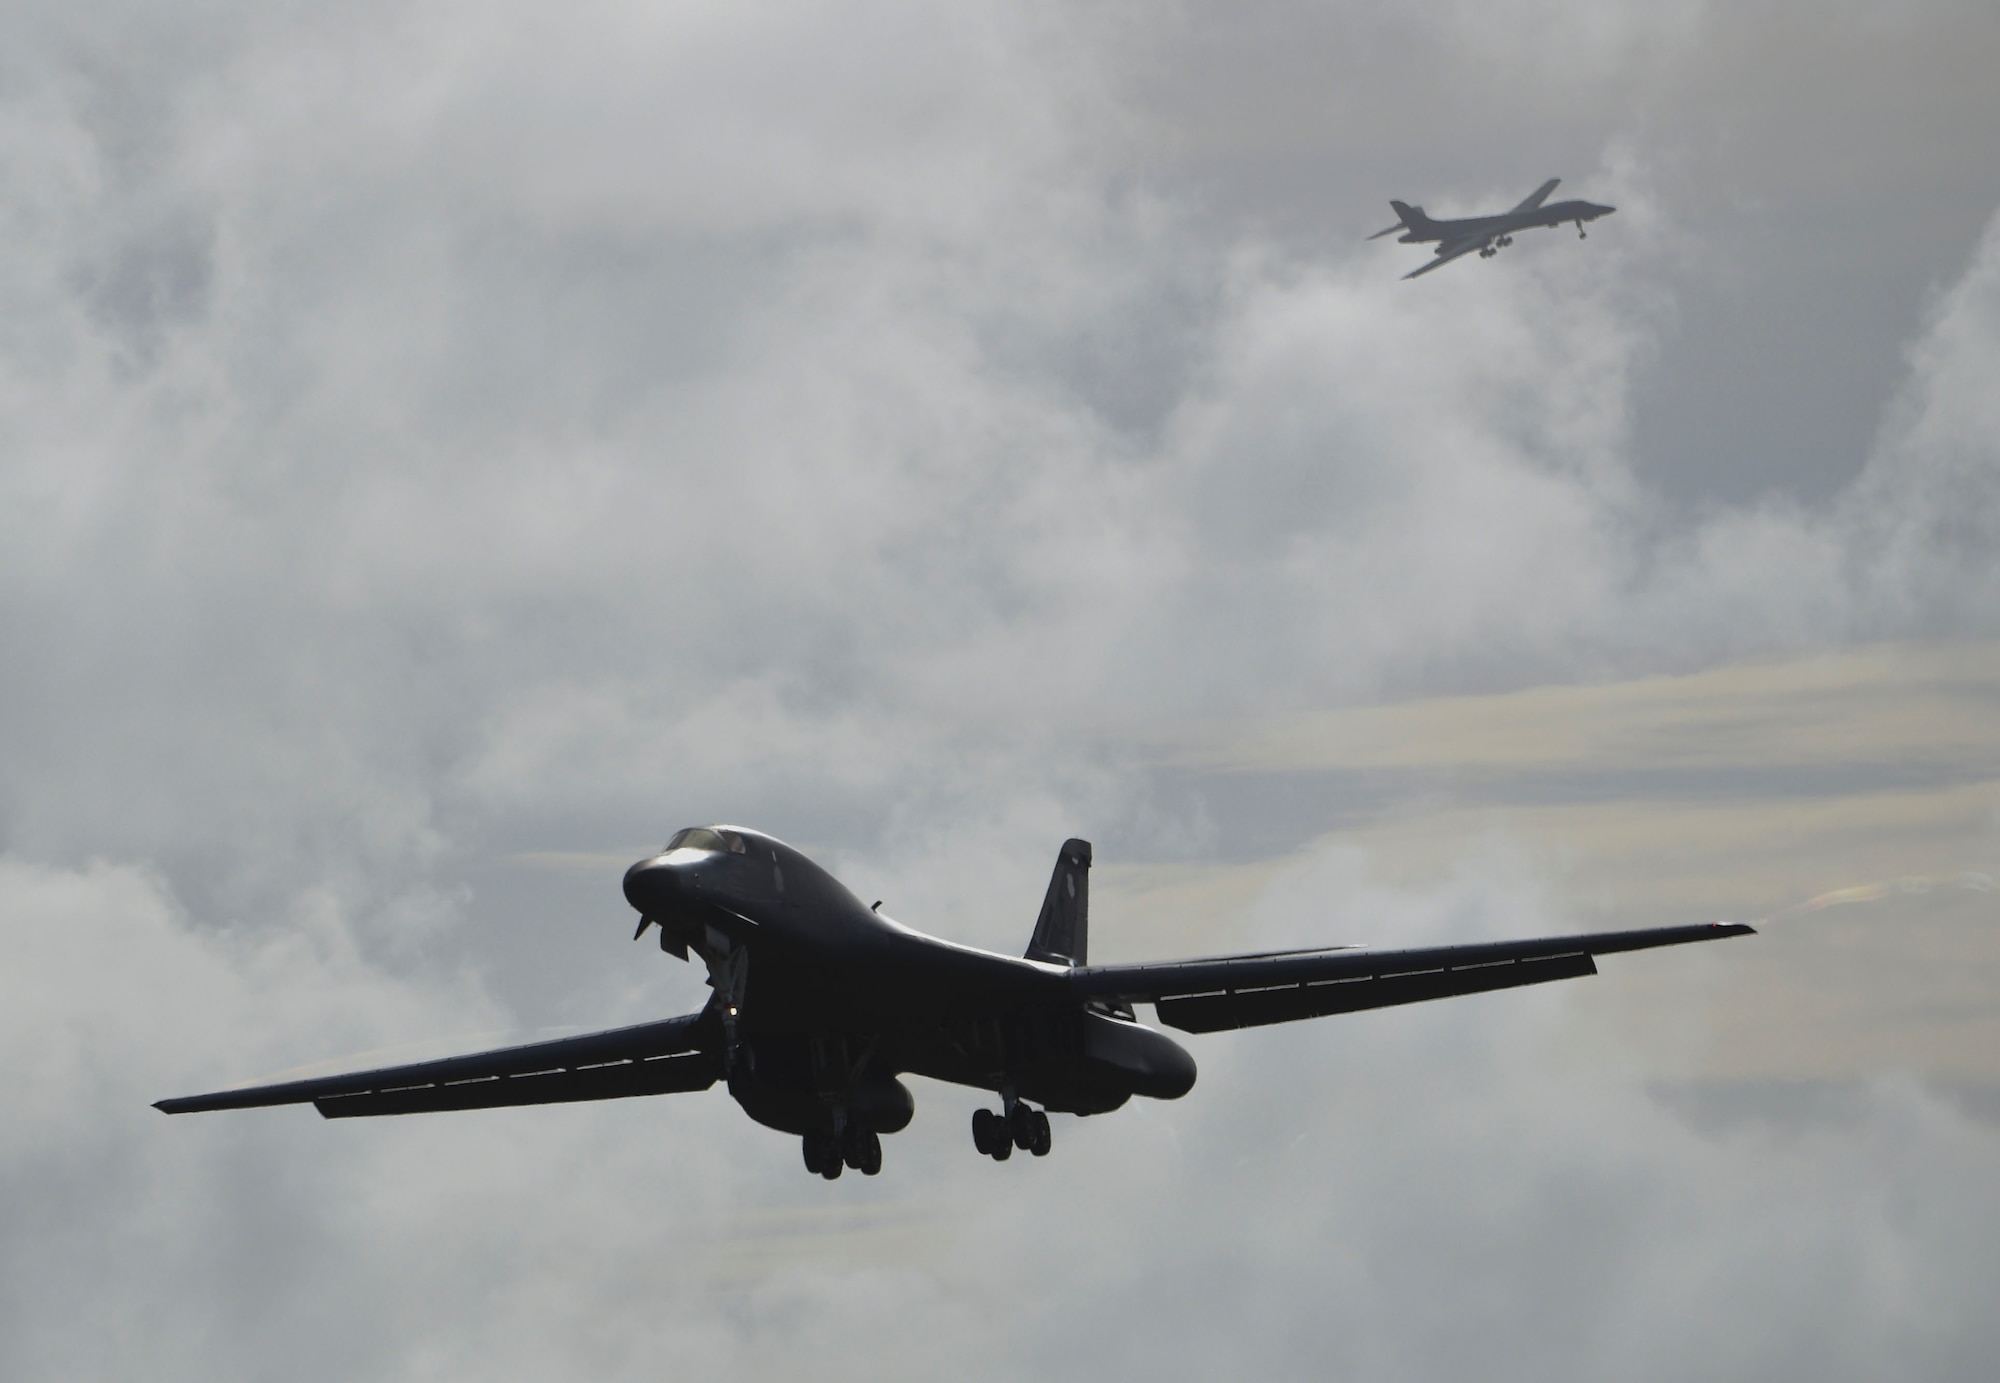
[{"xmin": 1025, "ymin": 838, "xmax": 1091, "ymax": 967}]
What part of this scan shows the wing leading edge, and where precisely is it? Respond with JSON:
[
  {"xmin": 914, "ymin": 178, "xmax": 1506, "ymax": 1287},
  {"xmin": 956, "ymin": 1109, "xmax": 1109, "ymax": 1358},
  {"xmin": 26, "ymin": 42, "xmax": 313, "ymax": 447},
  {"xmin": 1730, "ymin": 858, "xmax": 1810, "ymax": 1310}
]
[
  {"xmin": 1071, "ymin": 922, "xmax": 1754, "ymax": 1033},
  {"xmin": 154, "ymin": 1011, "xmax": 719, "ymax": 1118},
  {"xmin": 1403, "ymin": 237, "xmax": 1490, "ymax": 279},
  {"xmin": 1511, "ymin": 177, "xmax": 1561, "ymax": 213}
]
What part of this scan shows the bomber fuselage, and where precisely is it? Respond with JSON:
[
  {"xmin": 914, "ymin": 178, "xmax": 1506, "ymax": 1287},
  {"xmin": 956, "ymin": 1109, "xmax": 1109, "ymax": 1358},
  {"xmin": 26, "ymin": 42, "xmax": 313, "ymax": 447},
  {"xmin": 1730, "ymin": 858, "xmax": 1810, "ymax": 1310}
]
[{"xmin": 620, "ymin": 826, "xmax": 1196, "ymax": 1135}]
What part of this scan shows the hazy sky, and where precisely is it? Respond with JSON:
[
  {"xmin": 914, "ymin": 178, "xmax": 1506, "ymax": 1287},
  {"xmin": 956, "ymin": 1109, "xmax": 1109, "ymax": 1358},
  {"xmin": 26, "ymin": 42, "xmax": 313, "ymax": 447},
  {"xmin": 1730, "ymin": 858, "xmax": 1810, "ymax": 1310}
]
[{"xmin": 4, "ymin": 2, "xmax": 1998, "ymax": 1379}]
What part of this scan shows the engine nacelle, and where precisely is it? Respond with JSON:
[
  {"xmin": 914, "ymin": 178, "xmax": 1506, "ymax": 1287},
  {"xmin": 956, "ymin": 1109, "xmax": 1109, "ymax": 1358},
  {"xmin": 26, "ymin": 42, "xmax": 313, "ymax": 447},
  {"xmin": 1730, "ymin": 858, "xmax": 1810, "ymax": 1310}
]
[{"xmin": 1081, "ymin": 1010, "xmax": 1196, "ymax": 1100}]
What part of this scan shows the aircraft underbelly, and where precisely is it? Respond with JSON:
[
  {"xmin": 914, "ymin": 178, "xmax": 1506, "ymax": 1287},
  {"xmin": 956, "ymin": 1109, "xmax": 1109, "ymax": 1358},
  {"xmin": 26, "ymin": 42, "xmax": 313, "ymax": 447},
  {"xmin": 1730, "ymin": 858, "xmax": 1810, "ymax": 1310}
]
[{"xmin": 891, "ymin": 1008, "xmax": 1195, "ymax": 1114}]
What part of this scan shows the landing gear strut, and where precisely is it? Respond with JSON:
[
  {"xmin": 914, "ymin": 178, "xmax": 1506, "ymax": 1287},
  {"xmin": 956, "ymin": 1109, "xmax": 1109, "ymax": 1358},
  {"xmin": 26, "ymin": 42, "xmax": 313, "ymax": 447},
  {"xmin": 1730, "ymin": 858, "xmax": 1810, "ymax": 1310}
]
[{"xmin": 972, "ymin": 1102, "xmax": 1051, "ymax": 1160}]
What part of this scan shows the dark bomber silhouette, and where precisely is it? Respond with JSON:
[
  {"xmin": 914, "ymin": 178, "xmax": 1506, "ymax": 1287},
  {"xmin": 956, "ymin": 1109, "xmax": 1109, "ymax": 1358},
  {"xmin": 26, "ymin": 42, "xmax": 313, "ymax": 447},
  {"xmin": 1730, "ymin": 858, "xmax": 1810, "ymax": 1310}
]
[
  {"xmin": 1374, "ymin": 178, "xmax": 1615, "ymax": 279},
  {"xmin": 158, "ymin": 826, "xmax": 1751, "ymax": 1178}
]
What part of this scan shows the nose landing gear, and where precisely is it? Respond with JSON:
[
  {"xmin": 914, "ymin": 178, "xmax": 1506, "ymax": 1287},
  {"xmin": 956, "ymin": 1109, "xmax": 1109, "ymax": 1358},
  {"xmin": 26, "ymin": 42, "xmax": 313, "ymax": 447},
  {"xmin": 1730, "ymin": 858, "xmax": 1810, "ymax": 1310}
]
[{"xmin": 972, "ymin": 1102, "xmax": 1051, "ymax": 1160}]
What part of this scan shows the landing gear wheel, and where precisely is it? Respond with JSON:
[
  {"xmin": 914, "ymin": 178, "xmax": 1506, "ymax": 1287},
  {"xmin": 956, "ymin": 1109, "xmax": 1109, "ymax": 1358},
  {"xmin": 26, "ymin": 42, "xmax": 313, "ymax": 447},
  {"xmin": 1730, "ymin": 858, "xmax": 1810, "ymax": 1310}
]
[
  {"xmin": 821, "ymin": 1154, "xmax": 843, "ymax": 1181},
  {"xmin": 802, "ymin": 1133, "xmax": 825, "ymax": 1175},
  {"xmin": 991, "ymin": 1134, "xmax": 1011, "ymax": 1162},
  {"xmin": 841, "ymin": 1125, "xmax": 882, "ymax": 1175},
  {"xmin": 971, "ymin": 1108, "xmax": 1000, "ymax": 1156},
  {"xmin": 1009, "ymin": 1103, "xmax": 1037, "ymax": 1151},
  {"xmin": 1029, "ymin": 1109, "xmax": 1052, "ymax": 1157}
]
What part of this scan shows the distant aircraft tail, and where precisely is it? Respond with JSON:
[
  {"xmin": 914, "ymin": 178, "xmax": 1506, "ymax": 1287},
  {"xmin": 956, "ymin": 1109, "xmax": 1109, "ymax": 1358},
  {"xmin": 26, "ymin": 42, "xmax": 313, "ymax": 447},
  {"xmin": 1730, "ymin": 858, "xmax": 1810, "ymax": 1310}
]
[
  {"xmin": 1024, "ymin": 839, "xmax": 1090, "ymax": 967},
  {"xmin": 1390, "ymin": 200, "xmax": 1436, "ymax": 235}
]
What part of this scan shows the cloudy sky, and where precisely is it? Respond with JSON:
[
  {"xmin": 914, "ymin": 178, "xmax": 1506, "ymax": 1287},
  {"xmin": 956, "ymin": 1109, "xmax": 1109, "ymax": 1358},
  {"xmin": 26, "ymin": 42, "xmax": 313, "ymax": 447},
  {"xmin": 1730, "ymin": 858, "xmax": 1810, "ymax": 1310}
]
[{"xmin": 5, "ymin": 1, "xmax": 1999, "ymax": 1378}]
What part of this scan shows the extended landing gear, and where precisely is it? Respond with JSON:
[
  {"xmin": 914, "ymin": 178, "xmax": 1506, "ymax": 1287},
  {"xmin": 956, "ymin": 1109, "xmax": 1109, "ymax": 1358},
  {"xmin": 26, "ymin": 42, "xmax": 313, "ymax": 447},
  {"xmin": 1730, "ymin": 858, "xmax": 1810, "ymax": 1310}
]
[
  {"xmin": 971, "ymin": 1107, "xmax": 1010, "ymax": 1160},
  {"xmin": 802, "ymin": 1126, "xmax": 882, "ymax": 1179},
  {"xmin": 971, "ymin": 1103, "xmax": 1051, "ymax": 1161}
]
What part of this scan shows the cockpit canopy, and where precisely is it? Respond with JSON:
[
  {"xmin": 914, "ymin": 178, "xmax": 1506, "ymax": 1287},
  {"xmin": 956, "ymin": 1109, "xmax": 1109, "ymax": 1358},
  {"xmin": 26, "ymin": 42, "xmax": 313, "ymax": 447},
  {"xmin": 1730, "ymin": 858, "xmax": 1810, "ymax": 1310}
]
[{"xmin": 665, "ymin": 826, "xmax": 748, "ymax": 855}]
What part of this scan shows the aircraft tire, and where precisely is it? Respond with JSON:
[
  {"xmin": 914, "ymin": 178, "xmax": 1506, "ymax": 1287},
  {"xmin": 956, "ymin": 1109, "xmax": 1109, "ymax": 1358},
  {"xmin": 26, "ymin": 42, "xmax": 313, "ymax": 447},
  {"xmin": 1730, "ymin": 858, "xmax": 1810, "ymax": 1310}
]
[
  {"xmin": 859, "ymin": 1131, "xmax": 883, "ymax": 1176},
  {"xmin": 1030, "ymin": 1110, "xmax": 1051, "ymax": 1157},
  {"xmin": 802, "ymin": 1134, "xmax": 824, "ymax": 1175},
  {"xmin": 972, "ymin": 1108, "xmax": 999, "ymax": 1155},
  {"xmin": 991, "ymin": 1136, "xmax": 1011, "ymax": 1162},
  {"xmin": 821, "ymin": 1155, "xmax": 843, "ymax": 1180}
]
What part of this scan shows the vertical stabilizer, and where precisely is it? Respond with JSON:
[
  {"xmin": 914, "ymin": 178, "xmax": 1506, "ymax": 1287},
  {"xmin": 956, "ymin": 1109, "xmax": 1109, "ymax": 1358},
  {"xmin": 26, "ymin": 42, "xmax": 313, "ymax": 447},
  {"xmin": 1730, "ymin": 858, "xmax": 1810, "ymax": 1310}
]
[
  {"xmin": 1388, "ymin": 199, "xmax": 1431, "ymax": 233},
  {"xmin": 1026, "ymin": 839, "xmax": 1091, "ymax": 967}
]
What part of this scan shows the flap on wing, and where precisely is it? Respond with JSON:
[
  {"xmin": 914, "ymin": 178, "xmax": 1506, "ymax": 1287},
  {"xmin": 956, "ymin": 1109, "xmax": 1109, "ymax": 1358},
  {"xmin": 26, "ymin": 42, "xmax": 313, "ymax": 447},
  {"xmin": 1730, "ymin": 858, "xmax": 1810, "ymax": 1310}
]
[
  {"xmin": 1157, "ymin": 951, "xmax": 1595, "ymax": 1033},
  {"xmin": 156, "ymin": 1011, "xmax": 716, "ymax": 1116},
  {"xmin": 314, "ymin": 1050, "xmax": 718, "ymax": 1117},
  {"xmin": 1074, "ymin": 922, "xmax": 1753, "ymax": 1033}
]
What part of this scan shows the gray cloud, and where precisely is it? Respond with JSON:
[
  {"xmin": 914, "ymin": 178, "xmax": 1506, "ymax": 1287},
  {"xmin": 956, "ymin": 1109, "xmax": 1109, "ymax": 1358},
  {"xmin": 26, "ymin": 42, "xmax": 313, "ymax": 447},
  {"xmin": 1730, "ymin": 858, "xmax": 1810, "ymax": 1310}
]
[{"xmin": 2, "ymin": 0, "xmax": 1998, "ymax": 1377}]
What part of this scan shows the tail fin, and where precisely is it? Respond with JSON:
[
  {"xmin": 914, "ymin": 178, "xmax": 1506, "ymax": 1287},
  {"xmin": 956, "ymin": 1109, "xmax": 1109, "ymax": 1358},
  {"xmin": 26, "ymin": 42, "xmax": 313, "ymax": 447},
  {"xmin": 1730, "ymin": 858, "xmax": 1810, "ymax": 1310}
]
[
  {"xmin": 1389, "ymin": 199, "xmax": 1430, "ymax": 232},
  {"xmin": 1025, "ymin": 838, "xmax": 1091, "ymax": 967}
]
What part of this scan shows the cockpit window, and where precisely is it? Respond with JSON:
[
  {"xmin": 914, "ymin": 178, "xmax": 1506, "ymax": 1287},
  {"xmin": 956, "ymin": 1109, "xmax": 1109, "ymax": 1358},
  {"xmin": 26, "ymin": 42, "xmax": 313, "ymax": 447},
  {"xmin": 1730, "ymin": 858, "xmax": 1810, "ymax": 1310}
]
[{"xmin": 665, "ymin": 827, "xmax": 747, "ymax": 854}]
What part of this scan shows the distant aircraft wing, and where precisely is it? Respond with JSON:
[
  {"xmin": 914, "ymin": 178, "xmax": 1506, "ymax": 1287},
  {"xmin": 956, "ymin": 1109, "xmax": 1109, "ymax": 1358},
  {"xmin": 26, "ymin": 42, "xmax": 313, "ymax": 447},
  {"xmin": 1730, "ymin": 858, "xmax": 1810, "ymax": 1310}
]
[
  {"xmin": 1069, "ymin": 923, "xmax": 1753, "ymax": 1033},
  {"xmin": 1511, "ymin": 177, "xmax": 1560, "ymax": 213},
  {"xmin": 155, "ymin": 1010, "xmax": 719, "ymax": 1117},
  {"xmin": 1402, "ymin": 236, "xmax": 1489, "ymax": 280}
]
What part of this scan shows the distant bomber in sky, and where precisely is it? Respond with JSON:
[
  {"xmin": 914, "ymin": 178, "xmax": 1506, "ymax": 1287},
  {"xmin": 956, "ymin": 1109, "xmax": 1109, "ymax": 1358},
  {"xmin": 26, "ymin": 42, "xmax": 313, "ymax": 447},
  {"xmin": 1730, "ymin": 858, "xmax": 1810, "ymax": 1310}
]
[
  {"xmin": 159, "ymin": 827, "xmax": 1749, "ymax": 1178},
  {"xmin": 1372, "ymin": 178, "xmax": 1615, "ymax": 279}
]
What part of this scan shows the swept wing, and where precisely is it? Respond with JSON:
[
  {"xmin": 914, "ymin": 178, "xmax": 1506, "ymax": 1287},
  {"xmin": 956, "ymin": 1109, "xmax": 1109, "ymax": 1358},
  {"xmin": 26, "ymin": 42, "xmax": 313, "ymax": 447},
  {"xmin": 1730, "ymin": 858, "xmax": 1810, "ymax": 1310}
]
[
  {"xmin": 1403, "ymin": 236, "xmax": 1491, "ymax": 280},
  {"xmin": 1510, "ymin": 177, "xmax": 1561, "ymax": 214},
  {"xmin": 155, "ymin": 1011, "xmax": 718, "ymax": 1117},
  {"xmin": 1072, "ymin": 922, "xmax": 1753, "ymax": 1033}
]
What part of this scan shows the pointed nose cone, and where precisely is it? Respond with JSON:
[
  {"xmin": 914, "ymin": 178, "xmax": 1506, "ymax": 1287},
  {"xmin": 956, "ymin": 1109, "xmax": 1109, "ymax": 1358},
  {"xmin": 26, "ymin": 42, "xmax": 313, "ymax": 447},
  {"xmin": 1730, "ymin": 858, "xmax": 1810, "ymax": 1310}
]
[{"xmin": 623, "ymin": 855, "xmax": 680, "ymax": 914}]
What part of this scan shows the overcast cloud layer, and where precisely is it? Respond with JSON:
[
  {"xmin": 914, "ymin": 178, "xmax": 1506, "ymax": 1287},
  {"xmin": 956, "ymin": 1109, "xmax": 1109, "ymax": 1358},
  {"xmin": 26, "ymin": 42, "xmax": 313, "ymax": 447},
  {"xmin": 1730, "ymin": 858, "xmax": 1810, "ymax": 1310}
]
[{"xmin": 3, "ymin": 2, "xmax": 1998, "ymax": 1379}]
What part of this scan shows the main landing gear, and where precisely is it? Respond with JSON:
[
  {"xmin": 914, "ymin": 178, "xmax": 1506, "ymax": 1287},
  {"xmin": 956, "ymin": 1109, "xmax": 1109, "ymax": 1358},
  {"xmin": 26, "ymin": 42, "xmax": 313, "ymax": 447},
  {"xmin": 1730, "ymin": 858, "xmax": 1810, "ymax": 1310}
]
[
  {"xmin": 971, "ymin": 1102, "xmax": 1051, "ymax": 1161},
  {"xmin": 802, "ymin": 1125, "xmax": 882, "ymax": 1179}
]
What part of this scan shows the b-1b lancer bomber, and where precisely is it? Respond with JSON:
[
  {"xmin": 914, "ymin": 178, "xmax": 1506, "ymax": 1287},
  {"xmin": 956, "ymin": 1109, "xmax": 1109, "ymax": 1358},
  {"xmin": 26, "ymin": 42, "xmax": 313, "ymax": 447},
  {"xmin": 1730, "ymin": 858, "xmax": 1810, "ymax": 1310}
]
[
  {"xmin": 1373, "ymin": 178, "xmax": 1615, "ymax": 279},
  {"xmin": 158, "ymin": 827, "xmax": 1751, "ymax": 1179}
]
